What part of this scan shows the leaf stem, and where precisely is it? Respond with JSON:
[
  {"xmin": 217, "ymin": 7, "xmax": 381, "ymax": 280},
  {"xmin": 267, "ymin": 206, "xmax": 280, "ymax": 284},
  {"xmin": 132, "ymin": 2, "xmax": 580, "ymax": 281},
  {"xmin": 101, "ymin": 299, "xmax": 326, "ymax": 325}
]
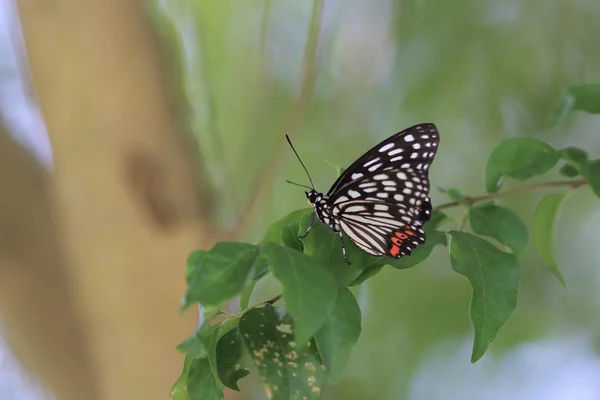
[
  {"xmin": 264, "ymin": 294, "xmax": 282, "ymax": 306},
  {"xmin": 434, "ymin": 179, "xmax": 587, "ymax": 212}
]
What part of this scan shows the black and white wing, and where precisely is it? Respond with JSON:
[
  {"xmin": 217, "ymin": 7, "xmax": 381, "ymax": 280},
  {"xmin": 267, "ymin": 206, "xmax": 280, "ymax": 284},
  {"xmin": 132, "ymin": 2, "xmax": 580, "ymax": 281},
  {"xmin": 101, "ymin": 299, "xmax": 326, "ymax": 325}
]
[{"xmin": 326, "ymin": 123, "xmax": 440, "ymax": 258}]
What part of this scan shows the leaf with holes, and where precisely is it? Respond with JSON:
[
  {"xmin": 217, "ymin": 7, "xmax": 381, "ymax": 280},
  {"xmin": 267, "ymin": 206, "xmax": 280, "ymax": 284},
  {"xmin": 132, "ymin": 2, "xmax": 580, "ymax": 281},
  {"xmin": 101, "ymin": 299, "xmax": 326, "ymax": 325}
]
[
  {"xmin": 299, "ymin": 214, "xmax": 370, "ymax": 288},
  {"xmin": 532, "ymin": 194, "xmax": 567, "ymax": 286},
  {"xmin": 170, "ymin": 356, "xmax": 193, "ymax": 400},
  {"xmin": 314, "ymin": 289, "xmax": 361, "ymax": 383},
  {"xmin": 448, "ymin": 231, "xmax": 521, "ymax": 362},
  {"xmin": 184, "ymin": 242, "xmax": 258, "ymax": 308},
  {"xmin": 469, "ymin": 204, "xmax": 529, "ymax": 258},
  {"xmin": 260, "ymin": 242, "xmax": 338, "ymax": 345},
  {"xmin": 216, "ymin": 329, "xmax": 251, "ymax": 391},
  {"xmin": 485, "ymin": 138, "xmax": 558, "ymax": 193},
  {"xmin": 239, "ymin": 307, "xmax": 327, "ymax": 400},
  {"xmin": 187, "ymin": 357, "xmax": 223, "ymax": 400}
]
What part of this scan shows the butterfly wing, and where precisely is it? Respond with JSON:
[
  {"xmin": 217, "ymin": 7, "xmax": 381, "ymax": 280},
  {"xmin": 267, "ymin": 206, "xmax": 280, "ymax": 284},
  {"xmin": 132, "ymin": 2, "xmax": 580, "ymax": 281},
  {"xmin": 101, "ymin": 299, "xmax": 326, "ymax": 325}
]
[
  {"xmin": 326, "ymin": 123, "xmax": 440, "ymax": 258},
  {"xmin": 334, "ymin": 200, "xmax": 426, "ymax": 257},
  {"xmin": 326, "ymin": 123, "xmax": 439, "ymax": 196}
]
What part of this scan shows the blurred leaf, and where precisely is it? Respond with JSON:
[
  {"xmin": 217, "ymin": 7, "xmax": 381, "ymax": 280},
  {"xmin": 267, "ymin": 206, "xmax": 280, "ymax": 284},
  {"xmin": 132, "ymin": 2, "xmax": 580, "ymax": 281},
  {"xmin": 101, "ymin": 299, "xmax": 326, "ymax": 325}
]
[
  {"xmin": 350, "ymin": 262, "xmax": 385, "ymax": 286},
  {"xmin": 448, "ymin": 231, "xmax": 521, "ymax": 362},
  {"xmin": 559, "ymin": 147, "xmax": 588, "ymax": 164},
  {"xmin": 216, "ymin": 329, "xmax": 251, "ymax": 391},
  {"xmin": 532, "ymin": 194, "xmax": 567, "ymax": 286},
  {"xmin": 239, "ymin": 280, "xmax": 256, "ymax": 310},
  {"xmin": 251, "ymin": 254, "xmax": 269, "ymax": 280},
  {"xmin": 445, "ymin": 188, "xmax": 469, "ymax": 205},
  {"xmin": 299, "ymin": 214, "xmax": 371, "ymax": 288},
  {"xmin": 184, "ymin": 242, "xmax": 258, "ymax": 308},
  {"xmin": 428, "ymin": 211, "xmax": 448, "ymax": 229},
  {"xmin": 485, "ymin": 138, "xmax": 558, "ymax": 193},
  {"xmin": 567, "ymin": 83, "xmax": 600, "ymax": 114},
  {"xmin": 588, "ymin": 159, "xmax": 600, "ymax": 198},
  {"xmin": 314, "ymin": 289, "xmax": 361, "ymax": 383},
  {"xmin": 558, "ymin": 147, "xmax": 589, "ymax": 178},
  {"xmin": 188, "ymin": 357, "xmax": 223, "ymax": 400},
  {"xmin": 559, "ymin": 164, "xmax": 580, "ymax": 178},
  {"xmin": 260, "ymin": 242, "xmax": 337, "ymax": 345},
  {"xmin": 239, "ymin": 307, "xmax": 327, "ymax": 400},
  {"xmin": 469, "ymin": 204, "xmax": 529, "ymax": 257},
  {"xmin": 261, "ymin": 208, "xmax": 313, "ymax": 249},
  {"xmin": 186, "ymin": 250, "xmax": 208, "ymax": 285},
  {"xmin": 170, "ymin": 355, "xmax": 193, "ymax": 400},
  {"xmin": 177, "ymin": 318, "xmax": 213, "ymax": 358}
]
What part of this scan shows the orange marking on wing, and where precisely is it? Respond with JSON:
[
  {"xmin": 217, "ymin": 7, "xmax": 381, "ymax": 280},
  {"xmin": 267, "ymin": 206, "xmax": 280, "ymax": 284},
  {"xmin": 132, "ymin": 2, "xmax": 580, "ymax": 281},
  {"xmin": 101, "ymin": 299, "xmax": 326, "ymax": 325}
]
[
  {"xmin": 390, "ymin": 244, "xmax": 400, "ymax": 257},
  {"xmin": 394, "ymin": 231, "xmax": 408, "ymax": 240},
  {"xmin": 404, "ymin": 228, "xmax": 415, "ymax": 236}
]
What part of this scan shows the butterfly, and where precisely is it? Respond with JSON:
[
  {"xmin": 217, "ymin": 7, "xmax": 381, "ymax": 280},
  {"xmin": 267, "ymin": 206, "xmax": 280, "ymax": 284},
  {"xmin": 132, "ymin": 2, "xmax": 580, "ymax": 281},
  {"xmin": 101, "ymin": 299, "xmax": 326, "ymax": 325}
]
[{"xmin": 285, "ymin": 123, "xmax": 440, "ymax": 264}]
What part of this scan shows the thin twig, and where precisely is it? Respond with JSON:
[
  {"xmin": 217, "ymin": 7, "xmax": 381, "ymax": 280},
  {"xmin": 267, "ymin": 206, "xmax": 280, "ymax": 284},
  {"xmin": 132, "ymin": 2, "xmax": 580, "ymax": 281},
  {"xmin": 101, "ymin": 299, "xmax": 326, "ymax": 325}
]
[{"xmin": 434, "ymin": 179, "xmax": 588, "ymax": 212}]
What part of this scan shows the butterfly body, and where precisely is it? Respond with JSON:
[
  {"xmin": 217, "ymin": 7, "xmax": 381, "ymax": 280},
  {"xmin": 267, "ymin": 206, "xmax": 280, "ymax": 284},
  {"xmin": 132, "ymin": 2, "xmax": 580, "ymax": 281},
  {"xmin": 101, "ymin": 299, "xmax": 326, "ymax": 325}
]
[{"xmin": 289, "ymin": 123, "xmax": 440, "ymax": 263}]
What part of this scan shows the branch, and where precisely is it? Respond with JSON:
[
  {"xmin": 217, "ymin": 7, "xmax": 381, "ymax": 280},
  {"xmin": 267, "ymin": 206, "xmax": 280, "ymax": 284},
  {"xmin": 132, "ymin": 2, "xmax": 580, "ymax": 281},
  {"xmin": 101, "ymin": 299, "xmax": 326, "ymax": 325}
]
[
  {"xmin": 264, "ymin": 294, "xmax": 282, "ymax": 306},
  {"xmin": 433, "ymin": 179, "xmax": 588, "ymax": 212}
]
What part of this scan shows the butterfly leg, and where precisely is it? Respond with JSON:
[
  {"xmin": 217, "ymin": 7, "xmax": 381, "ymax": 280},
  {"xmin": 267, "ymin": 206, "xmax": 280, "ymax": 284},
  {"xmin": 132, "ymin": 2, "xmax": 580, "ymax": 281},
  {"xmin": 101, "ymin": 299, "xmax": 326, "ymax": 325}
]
[
  {"xmin": 299, "ymin": 212, "xmax": 315, "ymax": 239},
  {"xmin": 339, "ymin": 231, "xmax": 351, "ymax": 265}
]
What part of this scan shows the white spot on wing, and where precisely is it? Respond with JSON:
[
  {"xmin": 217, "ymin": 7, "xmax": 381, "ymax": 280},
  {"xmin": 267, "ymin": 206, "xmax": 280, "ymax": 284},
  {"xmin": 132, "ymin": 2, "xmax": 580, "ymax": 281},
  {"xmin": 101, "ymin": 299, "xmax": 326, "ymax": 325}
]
[
  {"xmin": 404, "ymin": 134, "xmax": 415, "ymax": 142},
  {"xmin": 348, "ymin": 190, "xmax": 361, "ymax": 198},
  {"xmin": 379, "ymin": 143, "xmax": 394, "ymax": 152},
  {"xmin": 397, "ymin": 172, "xmax": 407, "ymax": 180},
  {"xmin": 364, "ymin": 187, "xmax": 377, "ymax": 193},
  {"xmin": 389, "ymin": 148, "xmax": 403, "ymax": 156},
  {"xmin": 368, "ymin": 163, "xmax": 383, "ymax": 172},
  {"xmin": 346, "ymin": 205, "xmax": 367, "ymax": 213},
  {"xmin": 374, "ymin": 174, "xmax": 388, "ymax": 180},
  {"xmin": 364, "ymin": 158, "xmax": 380, "ymax": 167},
  {"xmin": 351, "ymin": 173, "xmax": 363, "ymax": 179},
  {"xmin": 374, "ymin": 204, "xmax": 388, "ymax": 211}
]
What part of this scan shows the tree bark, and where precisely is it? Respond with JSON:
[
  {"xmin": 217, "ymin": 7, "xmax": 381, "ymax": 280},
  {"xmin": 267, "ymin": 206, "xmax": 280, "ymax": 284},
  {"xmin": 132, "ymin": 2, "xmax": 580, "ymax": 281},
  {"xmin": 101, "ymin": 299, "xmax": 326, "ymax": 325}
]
[{"xmin": 13, "ymin": 1, "xmax": 220, "ymax": 399}]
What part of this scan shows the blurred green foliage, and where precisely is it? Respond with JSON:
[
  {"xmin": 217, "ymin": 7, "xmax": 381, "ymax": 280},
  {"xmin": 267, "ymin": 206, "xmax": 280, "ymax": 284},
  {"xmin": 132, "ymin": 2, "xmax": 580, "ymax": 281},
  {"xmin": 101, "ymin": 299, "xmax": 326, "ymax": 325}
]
[{"xmin": 153, "ymin": 0, "xmax": 600, "ymax": 399}]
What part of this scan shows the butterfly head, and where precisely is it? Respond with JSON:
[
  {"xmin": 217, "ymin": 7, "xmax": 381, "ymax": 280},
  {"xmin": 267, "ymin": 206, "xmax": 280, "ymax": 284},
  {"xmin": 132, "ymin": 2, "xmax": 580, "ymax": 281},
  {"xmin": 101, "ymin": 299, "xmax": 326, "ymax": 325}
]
[{"xmin": 306, "ymin": 189, "xmax": 319, "ymax": 206}]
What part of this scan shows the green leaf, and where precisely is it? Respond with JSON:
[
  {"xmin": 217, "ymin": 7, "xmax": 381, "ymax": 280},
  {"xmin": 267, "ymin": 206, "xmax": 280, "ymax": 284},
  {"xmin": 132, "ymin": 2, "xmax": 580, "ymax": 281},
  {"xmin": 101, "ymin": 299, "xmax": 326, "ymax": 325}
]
[
  {"xmin": 469, "ymin": 204, "xmax": 529, "ymax": 257},
  {"xmin": 558, "ymin": 147, "xmax": 589, "ymax": 178},
  {"xmin": 261, "ymin": 242, "xmax": 337, "ymax": 345},
  {"xmin": 485, "ymin": 138, "xmax": 558, "ymax": 193},
  {"xmin": 176, "ymin": 319, "xmax": 213, "ymax": 358},
  {"xmin": 186, "ymin": 250, "xmax": 208, "ymax": 285},
  {"xmin": 568, "ymin": 83, "xmax": 600, "ymax": 114},
  {"xmin": 314, "ymin": 289, "xmax": 361, "ymax": 383},
  {"xmin": 184, "ymin": 242, "xmax": 258, "ymax": 308},
  {"xmin": 299, "ymin": 214, "xmax": 371, "ymax": 288},
  {"xmin": 239, "ymin": 307, "xmax": 327, "ymax": 400},
  {"xmin": 261, "ymin": 208, "xmax": 313, "ymax": 249},
  {"xmin": 239, "ymin": 280, "xmax": 256, "ymax": 310},
  {"xmin": 350, "ymin": 262, "xmax": 385, "ymax": 286},
  {"xmin": 188, "ymin": 357, "xmax": 224, "ymax": 400},
  {"xmin": 588, "ymin": 159, "xmax": 600, "ymax": 198},
  {"xmin": 448, "ymin": 231, "xmax": 521, "ymax": 362},
  {"xmin": 559, "ymin": 164, "xmax": 580, "ymax": 178},
  {"xmin": 170, "ymin": 355, "xmax": 193, "ymax": 400},
  {"xmin": 445, "ymin": 188, "xmax": 469, "ymax": 205},
  {"xmin": 216, "ymin": 329, "xmax": 250, "ymax": 391},
  {"xmin": 532, "ymin": 194, "xmax": 567, "ymax": 286}
]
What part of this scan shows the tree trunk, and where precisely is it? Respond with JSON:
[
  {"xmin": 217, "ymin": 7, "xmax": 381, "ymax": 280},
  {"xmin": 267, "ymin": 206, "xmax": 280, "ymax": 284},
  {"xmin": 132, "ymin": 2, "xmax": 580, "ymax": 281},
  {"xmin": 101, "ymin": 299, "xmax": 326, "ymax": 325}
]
[{"xmin": 10, "ymin": 0, "xmax": 223, "ymax": 399}]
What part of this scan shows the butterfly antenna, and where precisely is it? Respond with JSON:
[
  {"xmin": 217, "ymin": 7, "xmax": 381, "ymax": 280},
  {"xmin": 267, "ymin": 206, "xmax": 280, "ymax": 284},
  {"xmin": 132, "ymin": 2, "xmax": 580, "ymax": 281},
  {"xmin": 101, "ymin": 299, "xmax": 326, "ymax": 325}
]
[
  {"xmin": 285, "ymin": 180, "xmax": 313, "ymax": 190},
  {"xmin": 285, "ymin": 134, "xmax": 315, "ymax": 189}
]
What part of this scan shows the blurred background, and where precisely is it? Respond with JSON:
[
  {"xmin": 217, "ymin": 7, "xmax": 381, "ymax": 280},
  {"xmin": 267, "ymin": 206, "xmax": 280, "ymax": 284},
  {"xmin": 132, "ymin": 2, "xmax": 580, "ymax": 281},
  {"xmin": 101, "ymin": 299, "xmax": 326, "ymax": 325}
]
[{"xmin": 2, "ymin": 0, "xmax": 600, "ymax": 399}]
